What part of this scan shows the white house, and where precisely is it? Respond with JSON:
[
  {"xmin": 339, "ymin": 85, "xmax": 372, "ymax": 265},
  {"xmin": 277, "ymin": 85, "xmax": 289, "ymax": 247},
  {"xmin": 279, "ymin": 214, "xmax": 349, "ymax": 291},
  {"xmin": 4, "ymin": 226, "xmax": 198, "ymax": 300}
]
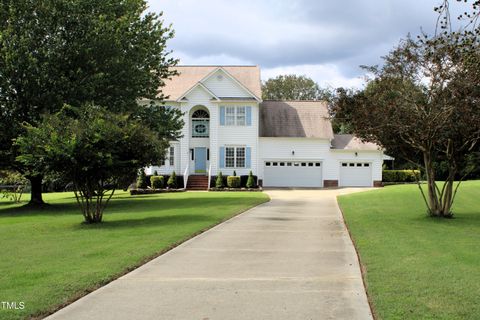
[{"xmin": 145, "ymin": 65, "xmax": 383, "ymax": 189}]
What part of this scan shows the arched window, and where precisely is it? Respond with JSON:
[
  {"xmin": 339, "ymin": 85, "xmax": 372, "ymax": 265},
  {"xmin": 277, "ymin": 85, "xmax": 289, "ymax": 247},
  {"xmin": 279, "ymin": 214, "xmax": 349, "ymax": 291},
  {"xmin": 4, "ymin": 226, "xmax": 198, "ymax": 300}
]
[{"xmin": 192, "ymin": 109, "xmax": 209, "ymax": 138}]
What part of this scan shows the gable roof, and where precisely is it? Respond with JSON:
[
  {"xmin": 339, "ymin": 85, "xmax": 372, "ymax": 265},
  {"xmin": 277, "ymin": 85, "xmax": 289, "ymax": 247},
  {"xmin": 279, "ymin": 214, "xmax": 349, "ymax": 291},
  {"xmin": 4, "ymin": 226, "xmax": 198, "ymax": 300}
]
[
  {"xmin": 159, "ymin": 65, "xmax": 262, "ymax": 101},
  {"xmin": 259, "ymin": 101, "xmax": 334, "ymax": 139},
  {"xmin": 331, "ymin": 134, "xmax": 380, "ymax": 150}
]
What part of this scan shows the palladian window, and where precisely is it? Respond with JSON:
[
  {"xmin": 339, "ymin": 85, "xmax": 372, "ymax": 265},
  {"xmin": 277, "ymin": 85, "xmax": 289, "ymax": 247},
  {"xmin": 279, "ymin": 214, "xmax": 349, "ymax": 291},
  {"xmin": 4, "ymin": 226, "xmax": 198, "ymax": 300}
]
[{"xmin": 192, "ymin": 109, "xmax": 209, "ymax": 138}]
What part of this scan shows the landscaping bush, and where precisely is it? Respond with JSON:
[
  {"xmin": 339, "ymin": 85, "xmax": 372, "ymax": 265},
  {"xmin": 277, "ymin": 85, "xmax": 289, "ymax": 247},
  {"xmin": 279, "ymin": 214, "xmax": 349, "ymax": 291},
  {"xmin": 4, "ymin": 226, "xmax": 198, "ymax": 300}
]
[
  {"xmin": 227, "ymin": 176, "xmax": 241, "ymax": 188},
  {"xmin": 216, "ymin": 172, "xmax": 225, "ymax": 188},
  {"xmin": 167, "ymin": 171, "xmax": 177, "ymax": 188},
  {"xmin": 241, "ymin": 173, "xmax": 258, "ymax": 188},
  {"xmin": 0, "ymin": 170, "xmax": 28, "ymax": 202},
  {"xmin": 382, "ymin": 170, "xmax": 421, "ymax": 183},
  {"xmin": 246, "ymin": 171, "xmax": 256, "ymax": 188},
  {"xmin": 136, "ymin": 170, "xmax": 149, "ymax": 189},
  {"xmin": 150, "ymin": 176, "xmax": 164, "ymax": 189}
]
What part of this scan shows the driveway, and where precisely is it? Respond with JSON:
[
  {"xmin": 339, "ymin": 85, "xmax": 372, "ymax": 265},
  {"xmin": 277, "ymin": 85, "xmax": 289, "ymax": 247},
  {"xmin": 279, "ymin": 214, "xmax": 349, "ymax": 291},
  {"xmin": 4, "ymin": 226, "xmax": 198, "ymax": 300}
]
[{"xmin": 47, "ymin": 189, "xmax": 373, "ymax": 320}]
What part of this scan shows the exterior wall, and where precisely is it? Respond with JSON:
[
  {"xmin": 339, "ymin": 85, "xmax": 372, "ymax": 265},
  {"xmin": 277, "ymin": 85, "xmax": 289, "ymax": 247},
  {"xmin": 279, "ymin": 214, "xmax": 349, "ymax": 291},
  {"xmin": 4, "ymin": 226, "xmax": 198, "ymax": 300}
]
[
  {"xmin": 258, "ymin": 137, "xmax": 383, "ymax": 182},
  {"xmin": 330, "ymin": 150, "xmax": 383, "ymax": 182},
  {"xmin": 203, "ymin": 69, "xmax": 252, "ymax": 98},
  {"xmin": 145, "ymin": 142, "xmax": 181, "ymax": 176},
  {"xmin": 215, "ymin": 101, "xmax": 259, "ymax": 176}
]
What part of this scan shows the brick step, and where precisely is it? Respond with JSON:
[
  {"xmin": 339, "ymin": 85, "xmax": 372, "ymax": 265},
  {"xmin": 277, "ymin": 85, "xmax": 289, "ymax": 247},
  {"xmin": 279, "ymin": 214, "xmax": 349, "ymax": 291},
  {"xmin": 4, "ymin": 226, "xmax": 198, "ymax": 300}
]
[{"xmin": 186, "ymin": 176, "xmax": 209, "ymax": 190}]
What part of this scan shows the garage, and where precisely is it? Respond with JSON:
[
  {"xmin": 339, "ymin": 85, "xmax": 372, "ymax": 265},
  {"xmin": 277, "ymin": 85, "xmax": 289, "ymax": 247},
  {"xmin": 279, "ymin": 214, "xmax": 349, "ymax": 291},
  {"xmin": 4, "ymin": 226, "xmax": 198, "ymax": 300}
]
[
  {"xmin": 339, "ymin": 162, "xmax": 372, "ymax": 187},
  {"xmin": 263, "ymin": 161, "xmax": 323, "ymax": 187}
]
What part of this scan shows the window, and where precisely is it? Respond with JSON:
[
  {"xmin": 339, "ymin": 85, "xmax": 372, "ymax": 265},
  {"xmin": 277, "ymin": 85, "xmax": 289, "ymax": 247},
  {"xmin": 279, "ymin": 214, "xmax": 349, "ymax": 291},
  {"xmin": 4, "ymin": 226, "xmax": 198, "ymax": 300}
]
[
  {"xmin": 301, "ymin": 162, "xmax": 306, "ymax": 167},
  {"xmin": 315, "ymin": 163, "xmax": 321, "ymax": 167},
  {"xmin": 225, "ymin": 147, "xmax": 235, "ymax": 167},
  {"xmin": 280, "ymin": 162, "xmax": 285, "ymax": 166},
  {"xmin": 225, "ymin": 106, "xmax": 236, "ymax": 126},
  {"xmin": 349, "ymin": 163, "xmax": 355, "ymax": 167},
  {"xmin": 225, "ymin": 146, "xmax": 246, "ymax": 168},
  {"xmin": 273, "ymin": 162, "xmax": 278, "ymax": 166},
  {"xmin": 364, "ymin": 163, "xmax": 370, "ymax": 167},
  {"xmin": 236, "ymin": 106, "xmax": 246, "ymax": 126},
  {"xmin": 192, "ymin": 109, "xmax": 209, "ymax": 138},
  {"xmin": 223, "ymin": 106, "xmax": 249, "ymax": 126},
  {"xmin": 169, "ymin": 147, "xmax": 174, "ymax": 166},
  {"xmin": 308, "ymin": 162, "xmax": 314, "ymax": 167},
  {"xmin": 342, "ymin": 163, "xmax": 347, "ymax": 167},
  {"xmin": 356, "ymin": 163, "xmax": 362, "ymax": 167},
  {"xmin": 287, "ymin": 162, "xmax": 292, "ymax": 166},
  {"xmin": 266, "ymin": 162, "xmax": 271, "ymax": 166}
]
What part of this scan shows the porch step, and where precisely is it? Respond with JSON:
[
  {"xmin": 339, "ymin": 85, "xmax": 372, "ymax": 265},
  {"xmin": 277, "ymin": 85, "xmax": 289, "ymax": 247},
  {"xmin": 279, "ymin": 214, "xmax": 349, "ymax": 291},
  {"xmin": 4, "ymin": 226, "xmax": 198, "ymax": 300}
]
[{"xmin": 186, "ymin": 176, "xmax": 209, "ymax": 191}]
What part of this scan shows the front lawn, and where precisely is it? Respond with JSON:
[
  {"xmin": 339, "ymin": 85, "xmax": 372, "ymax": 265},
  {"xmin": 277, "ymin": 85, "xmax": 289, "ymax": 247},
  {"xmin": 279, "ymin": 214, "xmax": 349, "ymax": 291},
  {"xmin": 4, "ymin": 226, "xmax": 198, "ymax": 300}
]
[
  {"xmin": 338, "ymin": 180, "xmax": 480, "ymax": 320},
  {"xmin": 0, "ymin": 191, "xmax": 269, "ymax": 320}
]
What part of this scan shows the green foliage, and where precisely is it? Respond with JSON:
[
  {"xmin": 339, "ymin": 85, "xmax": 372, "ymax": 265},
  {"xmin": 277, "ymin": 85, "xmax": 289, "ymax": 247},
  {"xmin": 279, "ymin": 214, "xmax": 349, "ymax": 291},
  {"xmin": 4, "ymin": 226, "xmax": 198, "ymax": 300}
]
[
  {"xmin": 215, "ymin": 172, "xmax": 224, "ymax": 188},
  {"xmin": 137, "ymin": 170, "xmax": 149, "ymax": 189},
  {"xmin": 0, "ymin": 170, "xmax": 28, "ymax": 203},
  {"xmin": 16, "ymin": 105, "xmax": 166, "ymax": 223},
  {"xmin": 382, "ymin": 170, "xmax": 421, "ymax": 183},
  {"xmin": 150, "ymin": 176, "xmax": 164, "ymax": 189},
  {"xmin": 246, "ymin": 171, "xmax": 256, "ymax": 188},
  {"xmin": 0, "ymin": 0, "xmax": 179, "ymax": 203},
  {"xmin": 153, "ymin": 170, "xmax": 158, "ymax": 176},
  {"xmin": 262, "ymin": 75, "xmax": 332, "ymax": 101},
  {"xmin": 167, "ymin": 171, "xmax": 177, "ymax": 188},
  {"xmin": 227, "ymin": 176, "xmax": 241, "ymax": 188}
]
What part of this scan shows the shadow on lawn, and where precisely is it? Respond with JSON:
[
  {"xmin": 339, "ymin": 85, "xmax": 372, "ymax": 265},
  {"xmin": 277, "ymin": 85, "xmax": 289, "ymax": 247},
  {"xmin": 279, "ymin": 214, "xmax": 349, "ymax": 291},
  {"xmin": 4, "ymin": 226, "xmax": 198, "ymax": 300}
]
[{"xmin": 0, "ymin": 194, "xmax": 264, "ymax": 218}]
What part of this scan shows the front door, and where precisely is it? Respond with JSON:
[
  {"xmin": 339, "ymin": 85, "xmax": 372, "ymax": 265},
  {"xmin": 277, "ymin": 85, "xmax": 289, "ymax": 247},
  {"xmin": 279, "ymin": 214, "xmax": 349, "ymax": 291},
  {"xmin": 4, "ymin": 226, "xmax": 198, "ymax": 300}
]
[{"xmin": 194, "ymin": 147, "xmax": 207, "ymax": 174}]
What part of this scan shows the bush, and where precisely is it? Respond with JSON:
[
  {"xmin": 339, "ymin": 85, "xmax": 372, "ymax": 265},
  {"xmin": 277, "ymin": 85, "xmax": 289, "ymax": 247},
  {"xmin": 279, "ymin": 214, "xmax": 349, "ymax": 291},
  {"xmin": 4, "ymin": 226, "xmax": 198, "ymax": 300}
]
[
  {"xmin": 227, "ymin": 176, "xmax": 241, "ymax": 188},
  {"xmin": 382, "ymin": 170, "xmax": 421, "ymax": 183},
  {"xmin": 150, "ymin": 176, "xmax": 164, "ymax": 189},
  {"xmin": 0, "ymin": 170, "xmax": 28, "ymax": 203},
  {"xmin": 241, "ymin": 173, "xmax": 258, "ymax": 188},
  {"xmin": 136, "ymin": 170, "xmax": 149, "ymax": 189},
  {"xmin": 167, "ymin": 171, "xmax": 177, "ymax": 188},
  {"xmin": 216, "ymin": 172, "xmax": 224, "ymax": 188},
  {"xmin": 246, "ymin": 171, "xmax": 256, "ymax": 188}
]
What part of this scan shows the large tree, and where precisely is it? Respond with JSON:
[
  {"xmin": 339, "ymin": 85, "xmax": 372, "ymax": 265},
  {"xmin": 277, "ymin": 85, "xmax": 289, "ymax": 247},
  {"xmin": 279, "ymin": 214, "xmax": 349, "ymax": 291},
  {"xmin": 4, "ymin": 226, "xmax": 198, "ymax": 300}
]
[
  {"xmin": 262, "ymin": 74, "xmax": 331, "ymax": 101},
  {"xmin": 16, "ymin": 105, "xmax": 178, "ymax": 223},
  {"xmin": 0, "ymin": 0, "xmax": 177, "ymax": 205}
]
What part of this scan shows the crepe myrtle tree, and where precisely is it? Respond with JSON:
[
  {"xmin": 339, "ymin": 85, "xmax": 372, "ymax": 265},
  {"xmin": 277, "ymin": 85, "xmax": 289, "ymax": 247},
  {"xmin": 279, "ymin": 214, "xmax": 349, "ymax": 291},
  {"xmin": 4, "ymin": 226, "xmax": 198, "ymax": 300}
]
[
  {"xmin": 0, "ymin": 0, "xmax": 178, "ymax": 205},
  {"xmin": 331, "ymin": 33, "xmax": 480, "ymax": 217},
  {"xmin": 15, "ymin": 105, "xmax": 175, "ymax": 223}
]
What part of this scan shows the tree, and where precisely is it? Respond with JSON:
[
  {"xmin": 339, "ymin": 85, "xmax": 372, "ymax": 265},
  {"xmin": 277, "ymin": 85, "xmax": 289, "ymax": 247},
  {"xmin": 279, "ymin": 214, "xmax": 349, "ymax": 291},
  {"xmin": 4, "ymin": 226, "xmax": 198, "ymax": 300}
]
[
  {"xmin": 331, "ymin": 35, "xmax": 480, "ymax": 217},
  {"xmin": 0, "ymin": 0, "xmax": 177, "ymax": 205},
  {"xmin": 262, "ymin": 75, "xmax": 332, "ymax": 100},
  {"xmin": 16, "ymin": 105, "xmax": 171, "ymax": 223}
]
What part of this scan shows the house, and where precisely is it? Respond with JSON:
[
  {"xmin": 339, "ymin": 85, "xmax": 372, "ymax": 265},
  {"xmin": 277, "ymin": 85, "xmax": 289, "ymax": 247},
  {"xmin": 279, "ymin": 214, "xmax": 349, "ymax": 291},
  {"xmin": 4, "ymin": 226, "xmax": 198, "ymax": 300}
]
[{"xmin": 144, "ymin": 65, "xmax": 383, "ymax": 189}]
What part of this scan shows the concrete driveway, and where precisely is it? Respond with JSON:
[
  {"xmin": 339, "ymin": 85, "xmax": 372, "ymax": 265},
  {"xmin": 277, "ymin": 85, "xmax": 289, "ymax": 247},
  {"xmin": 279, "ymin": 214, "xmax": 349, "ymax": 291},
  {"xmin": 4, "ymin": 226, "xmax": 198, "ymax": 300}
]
[{"xmin": 47, "ymin": 189, "xmax": 373, "ymax": 320}]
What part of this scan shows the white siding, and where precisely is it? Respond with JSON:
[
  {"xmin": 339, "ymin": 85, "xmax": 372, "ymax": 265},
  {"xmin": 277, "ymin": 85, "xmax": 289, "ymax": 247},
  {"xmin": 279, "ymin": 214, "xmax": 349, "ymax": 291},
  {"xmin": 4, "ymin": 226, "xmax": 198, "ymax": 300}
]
[
  {"xmin": 216, "ymin": 102, "xmax": 259, "ymax": 176},
  {"xmin": 145, "ymin": 142, "xmax": 180, "ymax": 176},
  {"xmin": 202, "ymin": 69, "xmax": 252, "ymax": 98}
]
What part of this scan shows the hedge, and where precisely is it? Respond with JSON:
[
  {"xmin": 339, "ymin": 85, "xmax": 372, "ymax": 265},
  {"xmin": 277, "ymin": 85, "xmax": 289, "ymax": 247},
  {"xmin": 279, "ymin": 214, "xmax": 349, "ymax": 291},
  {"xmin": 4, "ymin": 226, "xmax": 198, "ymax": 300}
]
[
  {"xmin": 150, "ymin": 176, "xmax": 164, "ymax": 189},
  {"xmin": 210, "ymin": 174, "xmax": 258, "ymax": 188},
  {"xmin": 227, "ymin": 176, "xmax": 241, "ymax": 188},
  {"xmin": 382, "ymin": 170, "xmax": 421, "ymax": 183}
]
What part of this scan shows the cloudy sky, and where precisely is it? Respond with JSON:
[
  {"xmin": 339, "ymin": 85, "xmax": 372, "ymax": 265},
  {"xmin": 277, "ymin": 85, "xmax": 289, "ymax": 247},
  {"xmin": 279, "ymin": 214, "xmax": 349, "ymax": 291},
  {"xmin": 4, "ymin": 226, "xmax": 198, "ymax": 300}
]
[{"xmin": 148, "ymin": 1, "xmax": 466, "ymax": 89}]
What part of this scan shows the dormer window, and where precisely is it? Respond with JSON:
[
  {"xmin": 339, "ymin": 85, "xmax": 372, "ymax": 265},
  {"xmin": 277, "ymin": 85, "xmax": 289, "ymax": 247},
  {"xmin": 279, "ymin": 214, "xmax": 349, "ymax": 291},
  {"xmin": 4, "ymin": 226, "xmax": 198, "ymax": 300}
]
[{"xmin": 192, "ymin": 109, "xmax": 209, "ymax": 138}]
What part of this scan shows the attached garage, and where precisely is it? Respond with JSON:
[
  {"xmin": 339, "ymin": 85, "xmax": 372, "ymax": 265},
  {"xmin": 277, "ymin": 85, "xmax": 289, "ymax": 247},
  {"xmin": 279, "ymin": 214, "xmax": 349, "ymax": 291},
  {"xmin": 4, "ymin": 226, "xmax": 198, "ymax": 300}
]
[
  {"xmin": 339, "ymin": 162, "xmax": 372, "ymax": 187},
  {"xmin": 263, "ymin": 161, "xmax": 323, "ymax": 187}
]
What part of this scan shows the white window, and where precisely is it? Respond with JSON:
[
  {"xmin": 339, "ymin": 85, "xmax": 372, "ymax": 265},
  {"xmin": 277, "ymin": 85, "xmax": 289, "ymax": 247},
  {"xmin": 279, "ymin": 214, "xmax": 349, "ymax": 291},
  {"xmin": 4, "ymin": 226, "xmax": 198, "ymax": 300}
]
[
  {"xmin": 236, "ymin": 106, "xmax": 246, "ymax": 126},
  {"xmin": 169, "ymin": 147, "xmax": 174, "ymax": 166},
  {"xmin": 225, "ymin": 107, "xmax": 236, "ymax": 126},
  {"xmin": 225, "ymin": 146, "xmax": 246, "ymax": 168}
]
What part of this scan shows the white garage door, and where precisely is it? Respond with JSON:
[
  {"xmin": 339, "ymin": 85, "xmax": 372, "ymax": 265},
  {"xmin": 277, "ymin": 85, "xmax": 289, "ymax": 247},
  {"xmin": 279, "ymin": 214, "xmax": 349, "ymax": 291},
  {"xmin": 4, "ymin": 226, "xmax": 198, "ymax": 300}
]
[
  {"xmin": 339, "ymin": 162, "xmax": 372, "ymax": 187},
  {"xmin": 264, "ymin": 161, "xmax": 323, "ymax": 187}
]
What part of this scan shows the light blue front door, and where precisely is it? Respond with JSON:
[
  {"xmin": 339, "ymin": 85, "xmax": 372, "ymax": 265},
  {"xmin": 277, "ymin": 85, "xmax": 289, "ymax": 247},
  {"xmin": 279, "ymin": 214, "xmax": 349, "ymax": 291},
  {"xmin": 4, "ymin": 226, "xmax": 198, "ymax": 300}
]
[{"xmin": 194, "ymin": 147, "xmax": 207, "ymax": 173}]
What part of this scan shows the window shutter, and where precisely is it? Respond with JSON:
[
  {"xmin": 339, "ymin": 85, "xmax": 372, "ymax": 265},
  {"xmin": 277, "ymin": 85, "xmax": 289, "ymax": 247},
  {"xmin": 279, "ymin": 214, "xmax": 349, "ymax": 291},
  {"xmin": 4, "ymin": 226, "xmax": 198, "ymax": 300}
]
[
  {"xmin": 219, "ymin": 147, "xmax": 225, "ymax": 168},
  {"xmin": 246, "ymin": 106, "xmax": 252, "ymax": 126},
  {"xmin": 246, "ymin": 147, "xmax": 251, "ymax": 168},
  {"xmin": 220, "ymin": 106, "xmax": 225, "ymax": 125}
]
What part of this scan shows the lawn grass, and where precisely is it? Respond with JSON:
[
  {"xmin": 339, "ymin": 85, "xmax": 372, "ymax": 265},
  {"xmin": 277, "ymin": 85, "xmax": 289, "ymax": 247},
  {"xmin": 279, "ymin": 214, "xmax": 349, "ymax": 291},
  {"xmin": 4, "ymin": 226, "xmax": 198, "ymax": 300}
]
[
  {"xmin": 338, "ymin": 180, "xmax": 480, "ymax": 320},
  {"xmin": 0, "ymin": 190, "xmax": 269, "ymax": 320}
]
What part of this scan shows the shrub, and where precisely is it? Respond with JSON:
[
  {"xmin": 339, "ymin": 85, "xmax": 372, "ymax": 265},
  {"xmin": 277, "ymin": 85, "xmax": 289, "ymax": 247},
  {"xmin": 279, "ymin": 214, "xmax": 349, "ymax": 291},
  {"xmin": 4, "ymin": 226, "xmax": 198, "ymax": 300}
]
[
  {"xmin": 150, "ymin": 176, "xmax": 164, "ymax": 189},
  {"xmin": 154, "ymin": 170, "xmax": 158, "ymax": 176},
  {"xmin": 382, "ymin": 170, "xmax": 421, "ymax": 183},
  {"xmin": 136, "ymin": 169, "xmax": 148, "ymax": 189},
  {"xmin": 167, "ymin": 171, "xmax": 177, "ymax": 188},
  {"xmin": 227, "ymin": 176, "xmax": 241, "ymax": 188},
  {"xmin": 216, "ymin": 172, "xmax": 224, "ymax": 188},
  {"xmin": 233, "ymin": 170, "xmax": 237, "ymax": 176},
  {"xmin": 0, "ymin": 170, "xmax": 28, "ymax": 203},
  {"xmin": 246, "ymin": 171, "xmax": 256, "ymax": 188},
  {"xmin": 240, "ymin": 174, "xmax": 258, "ymax": 188}
]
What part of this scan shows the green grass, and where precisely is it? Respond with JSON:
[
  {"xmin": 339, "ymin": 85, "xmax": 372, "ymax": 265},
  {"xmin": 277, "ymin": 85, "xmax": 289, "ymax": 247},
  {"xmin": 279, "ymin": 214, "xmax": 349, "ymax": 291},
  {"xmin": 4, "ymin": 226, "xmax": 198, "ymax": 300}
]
[
  {"xmin": 338, "ymin": 180, "xmax": 480, "ymax": 320},
  {"xmin": 0, "ymin": 190, "xmax": 269, "ymax": 320}
]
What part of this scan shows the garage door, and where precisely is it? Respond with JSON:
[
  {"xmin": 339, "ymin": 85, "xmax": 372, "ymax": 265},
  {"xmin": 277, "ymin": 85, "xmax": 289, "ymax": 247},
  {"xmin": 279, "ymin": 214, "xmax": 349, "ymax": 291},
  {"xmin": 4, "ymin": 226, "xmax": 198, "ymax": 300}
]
[
  {"xmin": 264, "ymin": 161, "xmax": 322, "ymax": 187},
  {"xmin": 339, "ymin": 162, "xmax": 372, "ymax": 187}
]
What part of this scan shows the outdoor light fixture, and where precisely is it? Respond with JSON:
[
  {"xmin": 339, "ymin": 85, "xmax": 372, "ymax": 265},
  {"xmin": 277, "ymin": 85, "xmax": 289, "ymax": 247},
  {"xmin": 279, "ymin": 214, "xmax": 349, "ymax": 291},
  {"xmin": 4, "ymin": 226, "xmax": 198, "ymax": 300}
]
[
  {"xmin": 292, "ymin": 150, "xmax": 295, "ymax": 155},
  {"xmin": 355, "ymin": 152, "xmax": 358, "ymax": 157}
]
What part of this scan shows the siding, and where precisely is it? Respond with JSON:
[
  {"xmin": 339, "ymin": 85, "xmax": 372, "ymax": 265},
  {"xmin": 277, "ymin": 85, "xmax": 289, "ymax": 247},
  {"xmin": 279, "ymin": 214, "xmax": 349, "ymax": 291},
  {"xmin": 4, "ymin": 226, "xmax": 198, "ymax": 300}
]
[{"xmin": 202, "ymin": 69, "xmax": 252, "ymax": 98}]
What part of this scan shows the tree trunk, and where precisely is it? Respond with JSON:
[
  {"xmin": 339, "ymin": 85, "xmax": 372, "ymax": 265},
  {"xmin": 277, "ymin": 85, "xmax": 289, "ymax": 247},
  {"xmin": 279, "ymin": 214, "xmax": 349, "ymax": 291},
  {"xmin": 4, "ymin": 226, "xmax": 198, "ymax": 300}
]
[{"xmin": 28, "ymin": 175, "xmax": 45, "ymax": 206}]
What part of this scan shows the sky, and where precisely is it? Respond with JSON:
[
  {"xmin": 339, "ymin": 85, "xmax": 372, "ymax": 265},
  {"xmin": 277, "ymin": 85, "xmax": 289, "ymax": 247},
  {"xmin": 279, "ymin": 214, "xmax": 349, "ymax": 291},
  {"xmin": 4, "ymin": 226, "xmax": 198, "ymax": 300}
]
[{"xmin": 148, "ymin": 0, "xmax": 467, "ymax": 89}]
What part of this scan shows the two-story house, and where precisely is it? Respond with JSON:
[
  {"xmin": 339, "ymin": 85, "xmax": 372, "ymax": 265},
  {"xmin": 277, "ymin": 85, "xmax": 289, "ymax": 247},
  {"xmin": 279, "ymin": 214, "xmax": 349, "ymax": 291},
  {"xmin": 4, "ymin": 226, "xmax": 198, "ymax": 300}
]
[{"xmin": 145, "ymin": 65, "xmax": 383, "ymax": 189}]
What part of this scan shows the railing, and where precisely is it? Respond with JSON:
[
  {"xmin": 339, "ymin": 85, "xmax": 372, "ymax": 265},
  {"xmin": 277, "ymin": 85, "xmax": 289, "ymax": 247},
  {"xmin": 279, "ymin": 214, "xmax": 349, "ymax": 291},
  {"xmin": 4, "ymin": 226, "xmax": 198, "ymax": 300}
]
[
  {"xmin": 207, "ymin": 164, "xmax": 212, "ymax": 191},
  {"xmin": 183, "ymin": 164, "xmax": 189, "ymax": 189}
]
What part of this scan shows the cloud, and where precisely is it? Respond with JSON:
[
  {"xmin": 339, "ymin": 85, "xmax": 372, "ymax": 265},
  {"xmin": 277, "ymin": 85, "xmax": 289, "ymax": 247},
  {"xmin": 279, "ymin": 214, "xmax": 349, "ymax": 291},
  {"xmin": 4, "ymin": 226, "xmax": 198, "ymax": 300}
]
[{"xmin": 150, "ymin": 0, "xmax": 472, "ymax": 88}]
